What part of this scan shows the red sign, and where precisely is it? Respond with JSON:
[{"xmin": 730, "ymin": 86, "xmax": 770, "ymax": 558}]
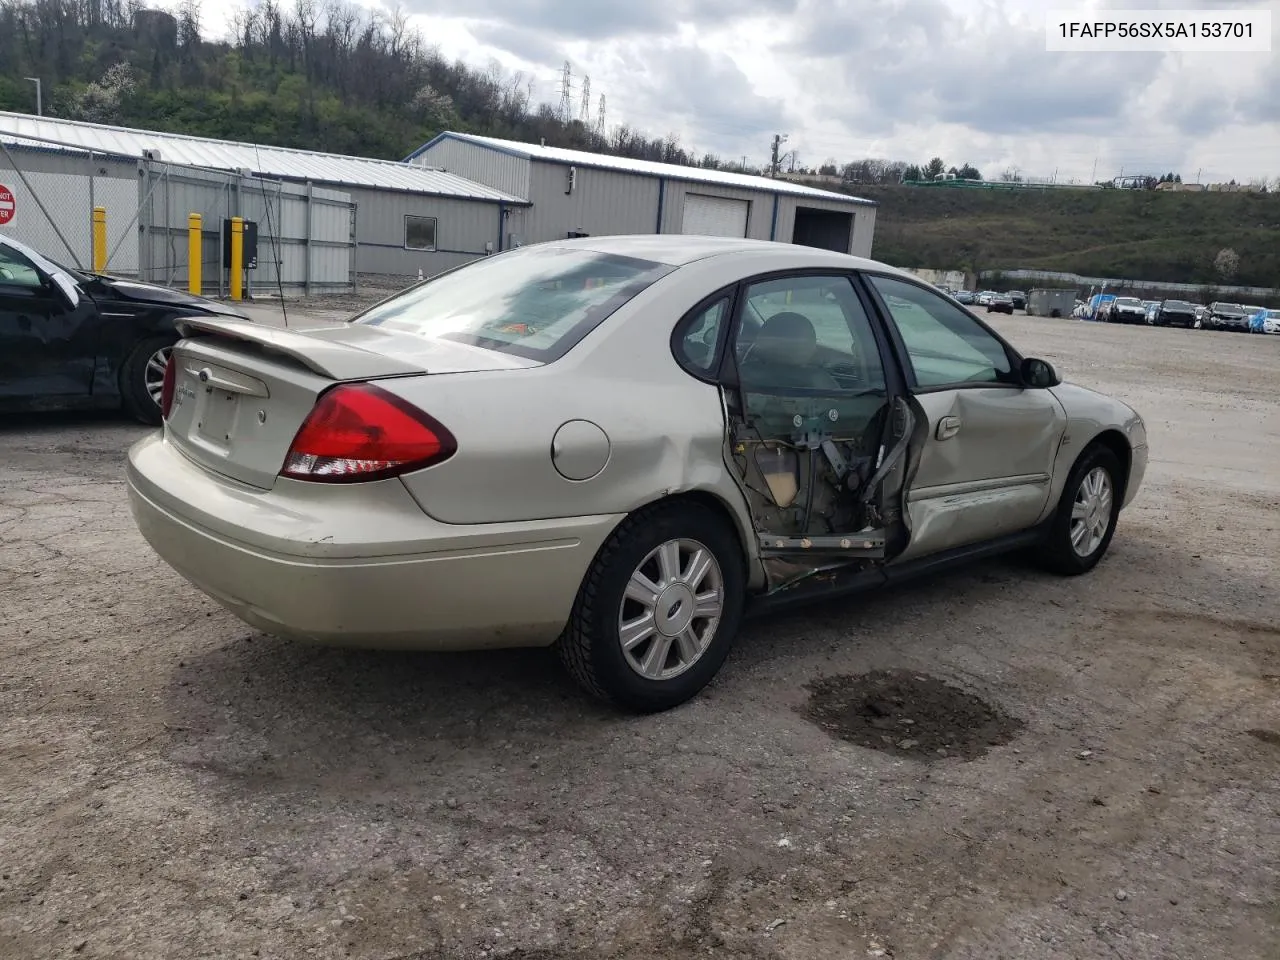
[{"xmin": 0, "ymin": 184, "xmax": 14, "ymax": 226}]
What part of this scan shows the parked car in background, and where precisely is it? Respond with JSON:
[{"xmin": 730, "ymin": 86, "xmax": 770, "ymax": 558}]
[
  {"xmin": 953, "ymin": 290, "xmax": 975, "ymax": 304},
  {"xmin": 1194, "ymin": 305, "xmax": 1209, "ymax": 327},
  {"xmin": 1144, "ymin": 302, "xmax": 1161, "ymax": 324},
  {"xmin": 1008, "ymin": 290, "xmax": 1027, "ymax": 310},
  {"xmin": 1247, "ymin": 307, "xmax": 1280, "ymax": 334},
  {"xmin": 1155, "ymin": 299, "xmax": 1200, "ymax": 328},
  {"xmin": 1103, "ymin": 297, "xmax": 1148, "ymax": 324},
  {"xmin": 977, "ymin": 290, "xmax": 996, "ymax": 305},
  {"xmin": 987, "ymin": 293, "xmax": 1014, "ymax": 314},
  {"xmin": 125, "ymin": 236, "xmax": 1149, "ymax": 712},
  {"xmin": 1, "ymin": 233, "xmax": 250, "ymax": 424},
  {"xmin": 1205, "ymin": 302, "xmax": 1249, "ymax": 332},
  {"xmin": 1086, "ymin": 293, "xmax": 1115, "ymax": 321}
]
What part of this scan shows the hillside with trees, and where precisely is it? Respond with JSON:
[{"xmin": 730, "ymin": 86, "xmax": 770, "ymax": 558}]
[
  {"xmin": 846, "ymin": 184, "xmax": 1280, "ymax": 289},
  {"xmin": 2, "ymin": 0, "xmax": 1278, "ymax": 287},
  {"xmin": 0, "ymin": 0, "xmax": 704, "ymax": 165}
]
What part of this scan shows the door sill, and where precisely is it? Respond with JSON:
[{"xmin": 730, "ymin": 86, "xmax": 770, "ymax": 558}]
[{"xmin": 745, "ymin": 525, "xmax": 1047, "ymax": 618}]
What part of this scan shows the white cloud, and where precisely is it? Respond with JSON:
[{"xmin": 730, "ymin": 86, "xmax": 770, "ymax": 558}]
[{"xmin": 172, "ymin": 0, "xmax": 1280, "ymax": 183}]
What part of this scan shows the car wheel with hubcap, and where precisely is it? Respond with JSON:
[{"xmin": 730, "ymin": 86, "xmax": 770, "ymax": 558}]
[
  {"xmin": 557, "ymin": 500, "xmax": 745, "ymax": 712},
  {"xmin": 120, "ymin": 335, "xmax": 177, "ymax": 426},
  {"xmin": 1039, "ymin": 444, "xmax": 1123, "ymax": 575}
]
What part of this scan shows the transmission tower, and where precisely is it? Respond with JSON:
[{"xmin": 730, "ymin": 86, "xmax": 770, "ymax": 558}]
[
  {"xmin": 557, "ymin": 61, "xmax": 572, "ymax": 122},
  {"xmin": 596, "ymin": 95, "xmax": 606, "ymax": 136},
  {"xmin": 579, "ymin": 76, "xmax": 591, "ymax": 123}
]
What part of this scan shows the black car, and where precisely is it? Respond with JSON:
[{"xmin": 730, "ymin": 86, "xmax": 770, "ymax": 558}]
[
  {"xmin": 1204, "ymin": 301, "xmax": 1249, "ymax": 332},
  {"xmin": 1007, "ymin": 289, "xmax": 1026, "ymax": 310},
  {"xmin": 1105, "ymin": 296, "xmax": 1148, "ymax": 324},
  {"xmin": 0, "ymin": 235, "xmax": 250, "ymax": 424},
  {"xmin": 986, "ymin": 293, "xmax": 1014, "ymax": 314},
  {"xmin": 1154, "ymin": 299, "xmax": 1199, "ymax": 328}
]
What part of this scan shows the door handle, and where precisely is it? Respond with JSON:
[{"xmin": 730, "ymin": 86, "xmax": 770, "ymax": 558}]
[{"xmin": 936, "ymin": 416, "xmax": 962, "ymax": 440}]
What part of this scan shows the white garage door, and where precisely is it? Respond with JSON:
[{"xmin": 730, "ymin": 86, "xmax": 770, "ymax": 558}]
[{"xmin": 681, "ymin": 194, "xmax": 749, "ymax": 237}]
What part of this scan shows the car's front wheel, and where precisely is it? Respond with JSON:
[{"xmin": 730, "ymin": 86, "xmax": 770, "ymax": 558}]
[
  {"xmin": 120, "ymin": 335, "xmax": 177, "ymax": 426},
  {"xmin": 557, "ymin": 500, "xmax": 746, "ymax": 712},
  {"xmin": 1040, "ymin": 444, "xmax": 1123, "ymax": 576}
]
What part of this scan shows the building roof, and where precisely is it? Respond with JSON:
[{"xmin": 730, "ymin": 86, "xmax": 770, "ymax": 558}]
[
  {"xmin": 0, "ymin": 112, "xmax": 527, "ymax": 204},
  {"xmin": 408, "ymin": 132, "xmax": 876, "ymax": 206}
]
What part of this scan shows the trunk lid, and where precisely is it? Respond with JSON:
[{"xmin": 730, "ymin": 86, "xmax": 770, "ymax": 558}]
[{"xmin": 165, "ymin": 318, "xmax": 540, "ymax": 489}]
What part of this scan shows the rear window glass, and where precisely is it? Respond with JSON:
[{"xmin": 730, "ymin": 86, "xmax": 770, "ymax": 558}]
[{"xmin": 352, "ymin": 245, "xmax": 673, "ymax": 362}]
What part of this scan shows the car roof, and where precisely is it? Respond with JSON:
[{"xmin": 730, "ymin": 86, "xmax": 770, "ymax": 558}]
[{"xmin": 540, "ymin": 234, "xmax": 904, "ymax": 273}]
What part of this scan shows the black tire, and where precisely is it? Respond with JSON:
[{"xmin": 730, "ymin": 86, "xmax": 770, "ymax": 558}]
[
  {"xmin": 119, "ymin": 335, "xmax": 177, "ymax": 426},
  {"xmin": 555, "ymin": 500, "xmax": 746, "ymax": 713},
  {"xmin": 1039, "ymin": 444, "xmax": 1123, "ymax": 576}
]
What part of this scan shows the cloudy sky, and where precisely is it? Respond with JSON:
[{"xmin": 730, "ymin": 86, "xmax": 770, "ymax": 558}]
[{"xmin": 193, "ymin": 0, "xmax": 1279, "ymax": 184}]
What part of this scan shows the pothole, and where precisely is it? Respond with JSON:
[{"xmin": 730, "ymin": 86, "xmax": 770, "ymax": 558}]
[{"xmin": 800, "ymin": 669, "xmax": 1024, "ymax": 761}]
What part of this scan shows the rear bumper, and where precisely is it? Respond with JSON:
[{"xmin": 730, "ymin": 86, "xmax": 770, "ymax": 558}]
[{"xmin": 126, "ymin": 433, "xmax": 621, "ymax": 650}]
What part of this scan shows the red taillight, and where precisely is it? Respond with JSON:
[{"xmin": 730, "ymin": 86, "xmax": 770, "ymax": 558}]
[
  {"xmin": 280, "ymin": 383, "xmax": 456, "ymax": 483},
  {"xmin": 160, "ymin": 357, "xmax": 177, "ymax": 420}
]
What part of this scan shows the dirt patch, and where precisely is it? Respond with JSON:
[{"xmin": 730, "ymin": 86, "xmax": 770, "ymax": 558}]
[
  {"xmin": 1247, "ymin": 729, "xmax": 1280, "ymax": 748},
  {"xmin": 800, "ymin": 669, "xmax": 1025, "ymax": 760}
]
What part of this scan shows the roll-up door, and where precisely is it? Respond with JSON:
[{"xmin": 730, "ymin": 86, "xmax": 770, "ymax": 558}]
[{"xmin": 680, "ymin": 194, "xmax": 749, "ymax": 237}]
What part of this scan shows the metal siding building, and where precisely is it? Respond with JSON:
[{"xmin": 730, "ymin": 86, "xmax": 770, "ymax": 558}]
[
  {"xmin": 0, "ymin": 112, "xmax": 528, "ymax": 286},
  {"xmin": 406, "ymin": 132, "xmax": 878, "ymax": 257},
  {"xmin": 345, "ymin": 186, "xmax": 509, "ymax": 278}
]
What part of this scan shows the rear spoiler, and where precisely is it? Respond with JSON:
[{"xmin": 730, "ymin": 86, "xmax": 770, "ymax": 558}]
[{"xmin": 174, "ymin": 316, "xmax": 425, "ymax": 381}]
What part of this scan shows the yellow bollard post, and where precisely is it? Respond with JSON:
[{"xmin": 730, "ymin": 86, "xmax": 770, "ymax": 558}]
[
  {"xmin": 187, "ymin": 213, "xmax": 202, "ymax": 296},
  {"xmin": 229, "ymin": 216, "xmax": 244, "ymax": 301},
  {"xmin": 91, "ymin": 207, "xmax": 107, "ymax": 273}
]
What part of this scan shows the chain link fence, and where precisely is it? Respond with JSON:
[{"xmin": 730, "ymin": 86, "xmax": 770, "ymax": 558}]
[{"xmin": 0, "ymin": 129, "xmax": 358, "ymax": 297}]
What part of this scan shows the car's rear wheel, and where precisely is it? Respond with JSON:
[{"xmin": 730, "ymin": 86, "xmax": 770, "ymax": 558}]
[
  {"xmin": 556, "ymin": 500, "xmax": 746, "ymax": 713},
  {"xmin": 120, "ymin": 335, "xmax": 177, "ymax": 426},
  {"xmin": 1039, "ymin": 444, "xmax": 1123, "ymax": 576}
]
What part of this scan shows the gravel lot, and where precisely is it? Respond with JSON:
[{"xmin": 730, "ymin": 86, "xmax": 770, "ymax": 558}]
[{"xmin": 2, "ymin": 307, "xmax": 1278, "ymax": 960}]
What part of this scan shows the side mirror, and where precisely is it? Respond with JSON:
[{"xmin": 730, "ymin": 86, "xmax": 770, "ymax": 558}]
[
  {"xmin": 48, "ymin": 272, "xmax": 82, "ymax": 308},
  {"xmin": 1020, "ymin": 357, "xmax": 1059, "ymax": 388}
]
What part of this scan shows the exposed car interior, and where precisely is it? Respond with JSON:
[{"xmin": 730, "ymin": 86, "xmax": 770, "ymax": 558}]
[{"xmin": 723, "ymin": 276, "xmax": 899, "ymax": 569}]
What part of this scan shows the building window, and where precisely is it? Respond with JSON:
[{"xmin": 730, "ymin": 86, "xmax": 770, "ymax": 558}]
[{"xmin": 405, "ymin": 215, "xmax": 437, "ymax": 251}]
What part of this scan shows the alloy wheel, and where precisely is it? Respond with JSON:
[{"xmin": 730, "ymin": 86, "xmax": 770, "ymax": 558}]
[
  {"xmin": 144, "ymin": 345, "xmax": 173, "ymax": 407},
  {"xmin": 618, "ymin": 538, "xmax": 724, "ymax": 681},
  {"xmin": 1070, "ymin": 466, "xmax": 1113, "ymax": 558}
]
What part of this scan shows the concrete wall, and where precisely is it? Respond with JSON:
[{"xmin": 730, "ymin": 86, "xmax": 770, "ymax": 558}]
[
  {"xmin": 347, "ymin": 187, "xmax": 506, "ymax": 278},
  {"xmin": 412, "ymin": 139, "xmax": 531, "ymax": 200}
]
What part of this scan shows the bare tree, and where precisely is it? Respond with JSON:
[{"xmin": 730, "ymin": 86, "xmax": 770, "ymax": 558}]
[{"xmin": 1213, "ymin": 247, "xmax": 1240, "ymax": 282}]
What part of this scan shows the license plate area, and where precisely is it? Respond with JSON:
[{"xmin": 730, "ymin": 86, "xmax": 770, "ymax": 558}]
[{"xmin": 194, "ymin": 385, "xmax": 242, "ymax": 450}]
